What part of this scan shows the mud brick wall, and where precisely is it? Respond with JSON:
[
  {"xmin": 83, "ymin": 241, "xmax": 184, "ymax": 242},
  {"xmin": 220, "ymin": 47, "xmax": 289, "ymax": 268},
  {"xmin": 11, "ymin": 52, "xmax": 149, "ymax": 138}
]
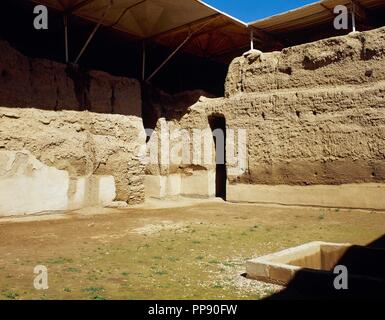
[
  {"xmin": 0, "ymin": 40, "xmax": 141, "ymax": 116},
  {"xmin": 0, "ymin": 107, "xmax": 146, "ymax": 205},
  {"xmin": 178, "ymin": 27, "xmax": 385, "ymax": 186},
  {"xmin": 225, "ymin": 27, "xmax": 385, "ymax": 97}
]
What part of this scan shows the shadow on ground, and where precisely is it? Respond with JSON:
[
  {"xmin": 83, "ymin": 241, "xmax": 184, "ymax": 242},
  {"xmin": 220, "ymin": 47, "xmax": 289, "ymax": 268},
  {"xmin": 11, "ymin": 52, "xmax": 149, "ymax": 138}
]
[{"xmin": 265, "ymin": 235, "xmax": 385, "ymax": 300}]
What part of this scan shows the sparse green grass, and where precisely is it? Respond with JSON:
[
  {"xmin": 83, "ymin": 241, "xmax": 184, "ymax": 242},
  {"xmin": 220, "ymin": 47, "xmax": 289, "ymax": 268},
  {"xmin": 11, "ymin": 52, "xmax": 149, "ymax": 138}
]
[
  {"xmin": 81, "ymin": 287, "xmax": 106, "ymax": 300},
  {"xmin": 212, "ymin": 283, "xmax": 224, "ymax": 289},
  {"xmin": 86, "ymin": 274, "xmax": 99, "ymax": 281},
  {"xmin": 46, "ymin": 257, "xmax": 73, "ymax": 265},
  {"xmin": 208, "ymin": 259, "xmax": 220, "ymax": 265},
  {"xmin": 222, "ymin": 262, "xmax": 234, "ymax": 267},
  {"xmin": 2, "ymin": 290, "xmax": 19, "ymax": 300},
  {"xmin": 65, "ymin": 267, "xmax": 80, "ymax": 273},
  {"xmin": 0, "ymin": 203, "xmax": 384, "ymax": 300}
]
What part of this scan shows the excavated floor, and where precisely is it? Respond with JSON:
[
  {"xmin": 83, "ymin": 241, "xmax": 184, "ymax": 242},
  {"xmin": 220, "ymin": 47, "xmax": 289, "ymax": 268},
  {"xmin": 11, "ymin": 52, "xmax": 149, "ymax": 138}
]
[{"xmin": 0, "ymin": 201, "xmax": 384, "ymax": 300}]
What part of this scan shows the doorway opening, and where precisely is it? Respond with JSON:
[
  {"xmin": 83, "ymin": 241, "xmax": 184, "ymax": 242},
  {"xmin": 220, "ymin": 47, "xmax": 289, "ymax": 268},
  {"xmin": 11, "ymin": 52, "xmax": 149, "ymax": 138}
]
[{"xmin": 208, "ymin": 114, "xmax": 227, "ymax": 200}]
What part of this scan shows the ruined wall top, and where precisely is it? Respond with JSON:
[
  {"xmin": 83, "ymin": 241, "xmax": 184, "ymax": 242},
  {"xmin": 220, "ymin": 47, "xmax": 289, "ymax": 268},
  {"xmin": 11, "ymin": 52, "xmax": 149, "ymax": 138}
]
[
  {"xmin": 0, "ymin": 40, "xmax": 141, "ymax": 116},
  {"xmin": 225, "ymin": 27, "xmax": 385, "ymax": 97}
]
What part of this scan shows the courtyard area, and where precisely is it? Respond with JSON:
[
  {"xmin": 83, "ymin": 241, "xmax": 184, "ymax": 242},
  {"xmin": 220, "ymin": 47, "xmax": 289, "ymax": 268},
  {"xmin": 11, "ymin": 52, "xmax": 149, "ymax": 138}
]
[{"xmin": 0, "ymin": 200, "xmax": 384, "ymax": 300}]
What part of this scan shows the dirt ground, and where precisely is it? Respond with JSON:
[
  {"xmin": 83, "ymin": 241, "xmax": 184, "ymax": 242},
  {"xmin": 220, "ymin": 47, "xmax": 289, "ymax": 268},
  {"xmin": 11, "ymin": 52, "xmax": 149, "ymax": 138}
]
[{"xmin": 0, "ymin": 200, "xmax": 384, "ymax": 300}]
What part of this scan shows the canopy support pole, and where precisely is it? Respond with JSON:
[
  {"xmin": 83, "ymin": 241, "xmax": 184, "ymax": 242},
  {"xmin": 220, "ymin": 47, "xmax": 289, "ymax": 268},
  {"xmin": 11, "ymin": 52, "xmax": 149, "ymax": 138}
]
[
  {"xmin": 63, "ymin": 14, "xmax": 69, "ymax": 63},
  {"xmin": 146, "ymin": 19, "xmax": 215, "ymax": 82},
  {"xmin": 351, "ymin": 1, "xmax": 356, "ymax": 32},
  {"xmin": 142, "ymin": 41, "xmax": 146, "ymax": 81},
  {"xmin": 74, "ymin": 2, "xmax": 113, "ymax": 64},
  {"xmin": 146, "ymin": 33, "xmax": 192, "ymax": 82},
  {"xmin": 250, "ymin": 29, "xmax": 254, "ymax": 50}
]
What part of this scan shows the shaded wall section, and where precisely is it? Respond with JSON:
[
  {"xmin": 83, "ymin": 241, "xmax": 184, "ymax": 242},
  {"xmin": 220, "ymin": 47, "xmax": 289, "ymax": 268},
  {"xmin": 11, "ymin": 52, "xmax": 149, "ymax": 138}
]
[
  {"xmin": 0, "ymin": 0, "xmax": 228, "ymax": 97},
  {"xmin": 0, "ymin": 40, "xmax": 141, "ymax": 116}
]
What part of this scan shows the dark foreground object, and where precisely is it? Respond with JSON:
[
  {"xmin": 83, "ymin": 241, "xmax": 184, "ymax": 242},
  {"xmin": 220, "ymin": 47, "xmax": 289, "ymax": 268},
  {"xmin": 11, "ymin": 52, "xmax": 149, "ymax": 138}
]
[{"xmin": 266, "ymin": 235, "xmax": 385, "ymax": 300}]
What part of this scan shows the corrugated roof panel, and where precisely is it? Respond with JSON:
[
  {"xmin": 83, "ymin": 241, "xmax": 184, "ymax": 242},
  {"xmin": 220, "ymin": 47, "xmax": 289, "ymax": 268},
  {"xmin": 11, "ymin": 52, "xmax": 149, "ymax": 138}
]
[
  {"xmin": 29, "ymin": 0, "xmax": 249, "ymax": 59},
  {"xmin": 74, "ymin": 0, "xmax": 219, "ymax": 37},
  {"xmin": 31, "ymin": 0, "xmax": 245, "ymax": 37},
  {"xmin": 29, "ymin": 0, "xmax": 385, "ymax": 60},
  {"xmin": 251, "ymin": 0, "xmax": 385, "ymax": 33}
]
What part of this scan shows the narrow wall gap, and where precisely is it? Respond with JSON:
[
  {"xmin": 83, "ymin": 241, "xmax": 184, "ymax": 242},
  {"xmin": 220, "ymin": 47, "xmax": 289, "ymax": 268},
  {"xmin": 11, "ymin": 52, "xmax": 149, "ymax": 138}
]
[{"xmin": 208, "ymin": 114, "xmax": 227, "ymax": 200}]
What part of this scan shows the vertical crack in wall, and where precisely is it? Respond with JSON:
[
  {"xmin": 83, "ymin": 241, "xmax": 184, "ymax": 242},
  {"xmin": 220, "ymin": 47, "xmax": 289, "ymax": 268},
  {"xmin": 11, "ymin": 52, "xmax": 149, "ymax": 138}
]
[
  {"xmin": 54, "ymin": 74, "xmax": 59, "ymax": 111},
  {"xmin": 66, "ymin": 64, "xmax": 91, "ymax": 111},
  {"xmin": 110, "ymin": 84, "xmax": 116, "ymax": 114}
]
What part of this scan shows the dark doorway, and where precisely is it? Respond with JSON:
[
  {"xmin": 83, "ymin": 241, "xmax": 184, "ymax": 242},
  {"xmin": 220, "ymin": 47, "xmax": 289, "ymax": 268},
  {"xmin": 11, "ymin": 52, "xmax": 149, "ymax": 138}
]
[{"xmin": 209, "ymin": 115, "xmax": 227, "ymax": 200}]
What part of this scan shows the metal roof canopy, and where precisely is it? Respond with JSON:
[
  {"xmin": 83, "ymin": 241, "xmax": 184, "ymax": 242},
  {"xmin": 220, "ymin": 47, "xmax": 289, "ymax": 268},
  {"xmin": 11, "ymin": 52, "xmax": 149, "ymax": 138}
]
[
  {"xmin": 250, "ymin": 0, "xmax": 385, "ymax": 33},
  {"xmin": 31, "ymin": 1, "xmax": 250, "ymax": 59},
  {"xmin": 29, "ymin": 0, "xmax": 385, "ymax": 81},
  {"xmin": 30, "ymin": 0, "xmax": 251, "ymax": 81},
  {"xmin": 34, "ymin": 0, "xmax": 247, "ymax": 37}
]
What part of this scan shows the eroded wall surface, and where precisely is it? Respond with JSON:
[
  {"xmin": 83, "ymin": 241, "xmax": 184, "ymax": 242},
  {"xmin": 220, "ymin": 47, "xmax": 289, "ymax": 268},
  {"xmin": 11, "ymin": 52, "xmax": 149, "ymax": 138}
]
[
  {"xmin": 141, "ymin": 85, "xmax": 218, "ymax": 199},
  {"xmin": 148, "ymin": 27, "xmax": 385, "ymax": 208},
  {"xmin": 0, "ymin": 40, "xmax": 141, "ymax": 116},
  {"xmin": 144, "ymin": 114, "xmax": 216, "ymax": 199},
  {"xmin": 0, "ymin": 107, "xmax": 146, "ymax": 215},
  {"xmin": 223, "ymin": 27, "xmax": 385, "ymax": 186},
  {"xmin": 223, "ymin": 27, "xmax": 385, "ymax": 208},
  {"xmin": 0, "ymin": 150, "xmax": 117, "ymax": 216}
]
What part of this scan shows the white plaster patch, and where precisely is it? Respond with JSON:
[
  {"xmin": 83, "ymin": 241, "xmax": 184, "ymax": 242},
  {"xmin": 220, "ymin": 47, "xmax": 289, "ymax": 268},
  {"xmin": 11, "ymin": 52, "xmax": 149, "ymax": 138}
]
[{"xmin": 0, "ymin": 150, "xmax": 69, "ymax": 216}]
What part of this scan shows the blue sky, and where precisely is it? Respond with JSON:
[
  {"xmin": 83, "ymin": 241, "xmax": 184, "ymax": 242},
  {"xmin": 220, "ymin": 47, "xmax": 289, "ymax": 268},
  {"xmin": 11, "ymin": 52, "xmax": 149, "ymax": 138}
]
[{"xmin": 205, "ymin": 0, "xmax": 317, "ymax": 23}]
